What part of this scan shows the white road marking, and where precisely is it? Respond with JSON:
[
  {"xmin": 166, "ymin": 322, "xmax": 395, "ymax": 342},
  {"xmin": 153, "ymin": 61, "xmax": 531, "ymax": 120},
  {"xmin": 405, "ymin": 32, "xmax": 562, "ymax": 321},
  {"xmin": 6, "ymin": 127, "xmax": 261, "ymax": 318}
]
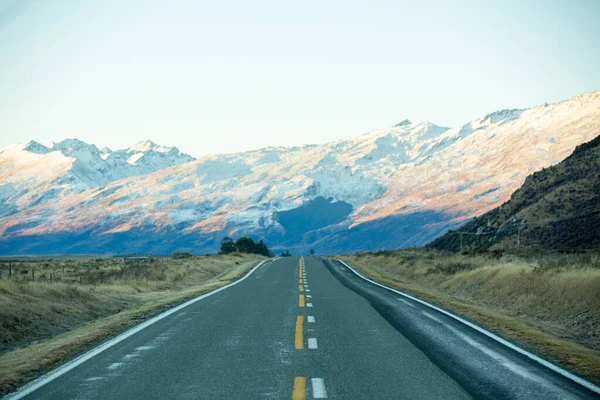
[
  {"xmin": 307, "ymin": 316, "xmax": 315, "ymax": 323},
  {"xmin": 398, "ymin": 298, "xmax": 416, "ymax": 308},
  {"xmin": 6, "ymin": 259, "xmax": 272, "ymax": 400},
  {"xmin": 134, "ymin": 345, "xmax": 154, "ymax": 352},
  {"xmin": 422, "ymin": 311, "xmax": 444, "ymax": 323},
  {"xmin": 311, "ymin": 378, "xmax": 328, "ymax": 398},
  {"xmin": 337, "ymin": 259, "xmax": 600, "ymax": 396},
  {"xmin": 107, "ymin": 362, "xmax": 123, "ymax": 370},
  {"xmin": 445, "ymin": 324, "xmax": 566, "ymax": 395},
  {"xmin": 308, "ymin": 338, "xmax": 318, "ymax": 349},
  {"xmin": 307, "ymin": 303, "xmax": 313, "ymax": 307},
  {"xmin": 306, "ymin": 295, "xmax": 312, "ymax": 298},
  {"xmin": 306, "ymin": 289, "xmax": 311, "ymax": 292}
]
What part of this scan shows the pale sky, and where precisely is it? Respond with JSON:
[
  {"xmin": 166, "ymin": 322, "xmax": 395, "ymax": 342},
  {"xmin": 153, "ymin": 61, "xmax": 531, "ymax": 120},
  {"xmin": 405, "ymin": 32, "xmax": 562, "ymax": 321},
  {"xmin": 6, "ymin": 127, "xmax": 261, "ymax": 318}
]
[{"xmin": 1, "ymin": 0, "xmax": 599, "ymax": 157}]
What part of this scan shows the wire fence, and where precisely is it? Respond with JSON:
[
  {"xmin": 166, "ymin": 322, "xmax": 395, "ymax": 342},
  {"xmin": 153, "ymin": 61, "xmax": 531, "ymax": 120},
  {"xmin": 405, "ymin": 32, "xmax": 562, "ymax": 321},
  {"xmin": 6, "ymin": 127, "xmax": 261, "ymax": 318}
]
[{"xmin": 452, "ymin": 206, "xmax": 600, "ymax": 250}]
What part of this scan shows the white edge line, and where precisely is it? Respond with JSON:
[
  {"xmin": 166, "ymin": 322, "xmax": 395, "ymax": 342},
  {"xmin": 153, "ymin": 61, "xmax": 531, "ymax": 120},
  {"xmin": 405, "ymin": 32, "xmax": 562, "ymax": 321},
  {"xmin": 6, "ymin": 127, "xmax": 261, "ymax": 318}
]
[
  {"xmin": 311, "ymin": 378, "xmax": 328, "ymax": 398},
  {"xmin": 5, "ymin": 259, "xmax": 271, "ymax": 400},
  {"xmin": 336, "ymin": 259, "xmax": 600, "ymax": 395}
]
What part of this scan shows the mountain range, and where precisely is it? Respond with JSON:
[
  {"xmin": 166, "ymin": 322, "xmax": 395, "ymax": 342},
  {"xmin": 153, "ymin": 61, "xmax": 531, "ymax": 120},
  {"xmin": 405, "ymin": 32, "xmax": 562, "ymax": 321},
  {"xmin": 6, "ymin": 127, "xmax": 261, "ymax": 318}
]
[
  {"xmin": 0, "ymin": 139, "xmax": 193, "ymax": 218},
  {"xmin": 1, "ymin": 91, "xmax": 599, "ymax": 255}
]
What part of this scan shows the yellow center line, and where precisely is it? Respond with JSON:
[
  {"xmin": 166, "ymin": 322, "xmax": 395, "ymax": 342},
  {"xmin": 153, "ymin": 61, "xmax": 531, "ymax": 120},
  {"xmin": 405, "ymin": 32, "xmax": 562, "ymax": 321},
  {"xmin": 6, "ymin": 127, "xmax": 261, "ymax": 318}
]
[
  {"xmin": 292, "ymin": 376, "xmax": 306, "ymax": 400},
  {"xmin": 299, "ymin": 259, "xmax": 303, "ymax": 278},
  {"xmin": 299, "ymin": 285, "xmax": 304, "ymax": 292},
  {"xmin": 298, "ymin": 279, "xmax": 302, "ymax": 284},
  {"xmin": 299, "ymin": 294, "xmax": 305, "ymax": 308},
  {"xmin": 295, "ymin": 316, "xmax": 304, "ymax": 349}
]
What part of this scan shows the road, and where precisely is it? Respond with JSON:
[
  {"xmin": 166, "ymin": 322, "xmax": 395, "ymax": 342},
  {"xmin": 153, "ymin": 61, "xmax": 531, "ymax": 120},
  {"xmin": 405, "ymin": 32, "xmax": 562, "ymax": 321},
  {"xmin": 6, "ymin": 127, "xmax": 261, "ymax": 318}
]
[{"xmin": 6, "ymin": 256, "xmax": 599, "ymax": 399}]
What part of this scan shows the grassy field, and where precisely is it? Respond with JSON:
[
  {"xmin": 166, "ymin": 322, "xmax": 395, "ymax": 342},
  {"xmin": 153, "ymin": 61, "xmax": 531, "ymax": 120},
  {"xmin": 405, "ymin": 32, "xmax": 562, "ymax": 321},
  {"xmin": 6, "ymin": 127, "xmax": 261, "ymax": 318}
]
[
  {"xmin": 0, "ymin": 253, "xmax": 265, "ymax": 395},
  {"xmin": 339, "ymin": 250, "xmax": 600, "ymax": 384}
]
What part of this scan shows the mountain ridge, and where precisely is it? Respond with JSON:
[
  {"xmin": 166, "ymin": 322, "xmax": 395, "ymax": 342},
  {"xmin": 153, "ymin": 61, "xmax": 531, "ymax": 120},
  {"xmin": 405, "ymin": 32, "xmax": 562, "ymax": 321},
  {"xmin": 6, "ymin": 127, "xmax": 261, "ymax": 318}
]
[
  {"xmin": 0, "ymin": 139, "xmax": 194, "ymax": 218},
  {"xmin": 0, "ymin": 91, "xmax": 599, "ymax": 255}
]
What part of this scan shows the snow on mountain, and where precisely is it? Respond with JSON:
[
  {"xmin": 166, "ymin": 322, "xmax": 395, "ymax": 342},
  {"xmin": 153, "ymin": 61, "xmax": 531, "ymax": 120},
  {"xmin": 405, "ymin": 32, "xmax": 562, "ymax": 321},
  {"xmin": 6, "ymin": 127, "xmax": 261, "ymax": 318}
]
[
  {"xmin": 0, "ymin": 139, "xmax": 194, "ymax": 218},
  {"xmin": 127, "ymin": 140, "xmax": 175, "ymax": 154},
  {"xmin": 0, "ymin": 91, "xmax": 599, "ymax": 255}
]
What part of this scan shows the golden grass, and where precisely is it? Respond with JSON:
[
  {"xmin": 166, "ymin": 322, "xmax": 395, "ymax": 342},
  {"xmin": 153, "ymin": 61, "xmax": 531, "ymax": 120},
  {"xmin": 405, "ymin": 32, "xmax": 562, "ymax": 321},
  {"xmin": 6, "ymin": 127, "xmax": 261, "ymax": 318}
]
[
  {"xmin": 0, "ymin": 253, "xmax": 264, "ymax": 395},
  {"xmin": 340, "ymin": 250, "xmax": 600, "ymax": 384}
]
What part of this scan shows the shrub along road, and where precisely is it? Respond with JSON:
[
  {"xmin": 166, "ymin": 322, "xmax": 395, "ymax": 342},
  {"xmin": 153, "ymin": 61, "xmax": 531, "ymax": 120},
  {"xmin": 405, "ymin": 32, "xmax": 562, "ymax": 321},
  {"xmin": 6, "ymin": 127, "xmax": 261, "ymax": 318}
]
[{"xmin": 5, "ymin": 257, "xmax": 599, "ymax": 399}]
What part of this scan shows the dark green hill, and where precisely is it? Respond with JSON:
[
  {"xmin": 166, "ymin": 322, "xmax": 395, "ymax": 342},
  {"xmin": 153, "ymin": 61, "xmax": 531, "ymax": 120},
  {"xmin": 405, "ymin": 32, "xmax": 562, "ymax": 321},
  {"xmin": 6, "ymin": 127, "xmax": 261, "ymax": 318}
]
[{"xmin": 428, "ymin": 135, "xmax": 600, "ymax": 252}]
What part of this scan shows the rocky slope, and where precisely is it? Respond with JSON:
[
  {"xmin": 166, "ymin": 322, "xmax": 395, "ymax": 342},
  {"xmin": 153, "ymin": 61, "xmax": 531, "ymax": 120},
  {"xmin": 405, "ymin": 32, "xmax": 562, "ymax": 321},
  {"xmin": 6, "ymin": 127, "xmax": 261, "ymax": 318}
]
[
  {"xmin": 428, "ymin": 134, "xmax": 600, "ymax": 252},
  {"xmin": 0, "ymin": 92, "xmax": 598, "ymax": 255}
]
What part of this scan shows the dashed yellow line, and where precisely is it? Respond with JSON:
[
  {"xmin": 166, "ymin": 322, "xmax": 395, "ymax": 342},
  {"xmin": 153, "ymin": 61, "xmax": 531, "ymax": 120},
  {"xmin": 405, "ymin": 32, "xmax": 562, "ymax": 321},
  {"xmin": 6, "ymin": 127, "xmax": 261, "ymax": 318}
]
[
  {"xmin": 293, "ymin": 260, "xmax": 307, "ymax": 399},
  {"xmin": 292, "ymin": 376, "xmax": 306, "ymax": 400},
  {"xmin": 295, "ymin": 316, "xmax": 304, "ymax": 349}
]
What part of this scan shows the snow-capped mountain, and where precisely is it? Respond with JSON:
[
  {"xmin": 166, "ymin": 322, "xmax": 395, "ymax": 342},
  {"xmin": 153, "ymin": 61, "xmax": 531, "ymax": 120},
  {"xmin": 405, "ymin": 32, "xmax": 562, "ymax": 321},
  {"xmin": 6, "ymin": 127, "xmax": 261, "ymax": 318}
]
[
  {"xmin": 0, "ymin": 139, "xmax": 194, "ymax": 217},
  {"xmin": 0, "ymin": 92, "xmax": 599, "ymax": 255}
]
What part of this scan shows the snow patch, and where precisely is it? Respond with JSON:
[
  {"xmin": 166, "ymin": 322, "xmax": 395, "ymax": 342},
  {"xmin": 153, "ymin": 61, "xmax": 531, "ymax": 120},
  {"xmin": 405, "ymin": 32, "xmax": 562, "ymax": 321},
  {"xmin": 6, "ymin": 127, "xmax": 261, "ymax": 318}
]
[{"xmin": 127, "ymin": 153, "xmax": 144, "ymax": 165}]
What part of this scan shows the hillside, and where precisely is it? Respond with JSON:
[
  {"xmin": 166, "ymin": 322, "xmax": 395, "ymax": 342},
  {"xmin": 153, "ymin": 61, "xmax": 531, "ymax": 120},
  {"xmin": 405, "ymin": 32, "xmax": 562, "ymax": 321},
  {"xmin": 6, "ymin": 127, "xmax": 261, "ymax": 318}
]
[
  {"xmin": 1, "ymin": 92, "xmax": 599, "ymax": 255},
  {"xmin": 428, "ymin": 135, "xmax": 600, "ymax": 252}
]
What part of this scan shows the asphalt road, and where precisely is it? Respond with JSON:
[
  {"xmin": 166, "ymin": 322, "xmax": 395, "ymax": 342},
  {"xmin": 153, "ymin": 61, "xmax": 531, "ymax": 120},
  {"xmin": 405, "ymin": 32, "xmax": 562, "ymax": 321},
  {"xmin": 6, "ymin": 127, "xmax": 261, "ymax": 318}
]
[{"xmin": 7, "ymin": 256, "xmax": 599, "ymax": 399}]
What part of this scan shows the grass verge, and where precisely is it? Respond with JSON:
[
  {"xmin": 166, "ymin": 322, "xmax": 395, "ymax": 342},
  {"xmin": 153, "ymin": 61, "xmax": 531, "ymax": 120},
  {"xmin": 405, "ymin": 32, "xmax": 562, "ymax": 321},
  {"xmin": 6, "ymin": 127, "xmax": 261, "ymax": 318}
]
[{"xmin": 0, "ymin": 253, "xmax": 264, "ymax": 395}]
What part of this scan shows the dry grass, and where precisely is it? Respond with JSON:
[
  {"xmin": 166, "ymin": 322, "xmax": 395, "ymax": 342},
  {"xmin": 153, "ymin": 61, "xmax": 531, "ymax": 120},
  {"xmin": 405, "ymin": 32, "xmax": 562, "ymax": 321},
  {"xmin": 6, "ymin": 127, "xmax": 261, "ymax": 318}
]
[
  {"xmin": 339, "ymin": 250, "xmax": 600, "ymax": 384},
  {"xmin": 0, "ymin": 253, "xmax": 264, "ymax": 395}
]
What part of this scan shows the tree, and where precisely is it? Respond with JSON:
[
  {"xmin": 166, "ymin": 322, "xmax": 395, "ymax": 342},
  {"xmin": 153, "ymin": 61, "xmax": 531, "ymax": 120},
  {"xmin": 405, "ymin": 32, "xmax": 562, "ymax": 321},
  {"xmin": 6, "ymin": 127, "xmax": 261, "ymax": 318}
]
[
  {"xmin": 219, "ymin": 237, "xmax": 236, "ymax": 254},
  {"xmin": 309, "ymin": 249, "xmax": 315, "ymax": 255},
  {"xmin": 254, "ymin": 240, "xmax": 270, "ymax": 256},
  {"xmin": 220, "ymin": 236, "xmax": 272, "ymax": 256},
  {"xmin": 235, "ymin": 237, "xmax": 256, "ymax": 253}
]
